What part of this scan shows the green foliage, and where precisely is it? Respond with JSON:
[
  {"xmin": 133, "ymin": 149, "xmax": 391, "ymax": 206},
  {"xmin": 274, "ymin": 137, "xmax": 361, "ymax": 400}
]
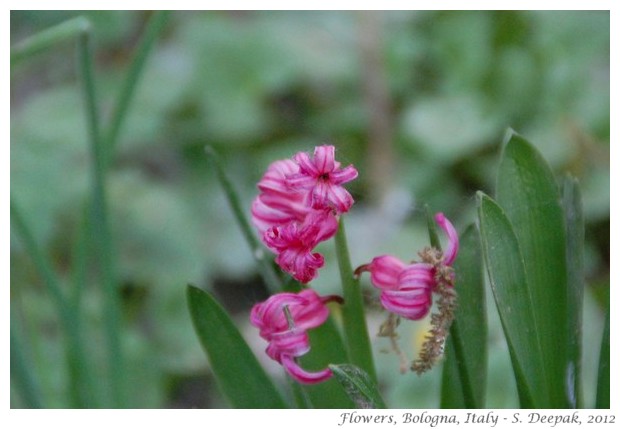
[
  {"xmin": 330, "ymin": 364, "xmax": 387, "ymax": 409},
  {"xmin": 187, "ymin": 286, "xmax": 288, "ymax": 408},
  {"xmin": 10, "ymin": 11, "xmax": 608, "ymax": 409},
  {"xmin": 440, "ymin": 225, "xmax": 486, "ymax": 409}
]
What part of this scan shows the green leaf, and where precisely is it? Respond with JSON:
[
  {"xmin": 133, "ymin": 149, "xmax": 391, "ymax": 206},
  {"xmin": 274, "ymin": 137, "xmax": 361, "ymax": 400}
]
[
  {"xmin": 329, "ymin": 364, "xmax": 387, "ymax": 409},
  {"xmin": 187, "ymin": 285, "xmax": 288, "ymax": 408},
  {"xmin": 595, "ymin": 310, "xmax": 609, "ymax": 409},
  {"xmin": 562, "ymin": 175, "xmax": 585, "ymax": 407},
  {"xmin": 477, "ymin": 192, "xmax": 546, "ymax": 408},
  {"xmin": 440, "ymin": 224, "xmax": 486, "ymax": 409},
  {"xmin": 496, "ymin": 131, "xmax": 570, "ymax": 407}
]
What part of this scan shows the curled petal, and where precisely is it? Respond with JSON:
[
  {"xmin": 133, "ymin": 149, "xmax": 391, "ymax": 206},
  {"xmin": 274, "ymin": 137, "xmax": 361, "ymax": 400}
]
[
  {"xmin": 276, "ymin": 248, "xmax": 324, "ymax": 284},
  {"xmin": 281, "ymin": 354, "xmax": 333, "ymax": 384},
  {"xmin": 257, "ymin": 159, "xmax": 300, "ymax": 194},
  {"xmin": 380, "ymin": 289, "xmax": 432, "ymax": 320},
  {"xmin": 398, "ymin": 263, "xmax": 435, "ymax": 288},
  {"xmin": 435, "ymin": 212, "xmax": 459, "ymax": 265},
  {"xmin": 324, "ymin": 183, "xmax": 354, "ymax": 213},
  {"xmin": 366, "ymin": 255, "xmax": 407, "ymax": 290},
  {"xmin": 267, "ymin": 329, "xmax": 310, "ymax": 361}
]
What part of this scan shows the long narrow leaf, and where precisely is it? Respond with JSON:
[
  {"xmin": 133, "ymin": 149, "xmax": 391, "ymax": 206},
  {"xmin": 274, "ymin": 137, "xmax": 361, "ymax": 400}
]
[
  {"xmin": 595, "ymin": 310, "xmax": 609, "ymax": 409},
  {"xmin": 104, "ymin": 11, "xmax": 170, "ymax": 166},
  {"xmin": 496, "ymin": 131, "xmax": 570, "ymax": 407},
  {"xmin": 335, "ymin": 218, "xmax": 377, "ymax": 383},
  {"xmin": 10, "ymin": 320, "xmax": 44, "ymax": 408},
  {"xmin": 477, "ymin": 192, "xmax": 546, "ymax": 408},
  {"xmin": 78, "ymin": 31, "xmax": 125, "ymax": 407},
  {"xmin": 187, "ymin": 285, "xmax": 288, "ymax": 408},
  {"xmin": 440, "ymin": 224, "xmax": 486, "ymax": 409},
  {"xmin": 10, "ymin": 16, "xmax": 90, "ymax": 66},
  {"xmin": 205, "ymin": 147, "xmax": 283, "ymax": 293},
  {"xmin": 562, "ymin": 175, "xmax": 585, "ymax": 407},
  {"xmin": 329, "ymin": 364, "xmax": 386, "ymax": 409}
]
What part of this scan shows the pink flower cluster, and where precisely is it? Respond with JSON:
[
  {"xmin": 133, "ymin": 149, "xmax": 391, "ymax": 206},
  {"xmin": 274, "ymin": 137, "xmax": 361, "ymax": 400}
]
[
  {"xmin": 356, "ymin": 213, "xmax": 459, "ymax": 321},
  {"xmin": 250, "ymin": 289, "xmax": 343, "ymax": 384},
  {"xmin": 251, "ymin": 145, "xmax": 358, "ymax": 283}
]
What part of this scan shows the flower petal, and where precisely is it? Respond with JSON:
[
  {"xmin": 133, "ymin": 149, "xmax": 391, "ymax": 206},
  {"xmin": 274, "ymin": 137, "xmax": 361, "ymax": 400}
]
[
  {"xmin": 435, "ymin": 212, "xmax": 459, "ymax": 265},
  {"xmin": 313, "ymin": 145, "xmax": 336, "ymax": 173},
  {"xmin": 367, "ymin": 255, "xmax": 407, "ymax": 290},
  {"xmin": 281, "ymin": 354, "xmax": 333, "ymax": 384}
]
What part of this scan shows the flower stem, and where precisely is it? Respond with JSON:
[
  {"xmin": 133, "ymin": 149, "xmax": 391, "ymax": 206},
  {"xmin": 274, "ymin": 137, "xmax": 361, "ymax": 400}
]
[
  {"xmin": 334, "ymin": 217, "xmax": 377, "ymax": 383},
  {"xmin": 205, "ymin": 146, "xmax": 283, "ymax": 293}
]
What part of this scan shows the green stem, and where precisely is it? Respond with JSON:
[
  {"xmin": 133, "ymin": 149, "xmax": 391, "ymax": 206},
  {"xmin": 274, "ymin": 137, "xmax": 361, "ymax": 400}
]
[
  {"xmin": 103, "ymin": 11, "xmax": 169, "ymax": 167},
  {"xmin": 205, "ymin": 146, "xmax": 283, "ymax": 293},
  {"xmin": 334, "ymin": 217, "xmax": 377, "ymax": 383},
  {"xmin": 10, "ymin": 16, "xmax": 91, "ymax": 67},
  {"xmin": 78, "ymin": 32, "xmax": 125, "ymax": 408}
]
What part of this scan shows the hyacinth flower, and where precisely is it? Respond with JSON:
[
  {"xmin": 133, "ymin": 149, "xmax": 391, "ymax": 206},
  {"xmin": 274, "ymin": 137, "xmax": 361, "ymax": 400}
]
[
  {"xmin": 287, "ymin": 144, "xmax": 359, "ymax": 213},
  {"xmin": 355, "ymin": 212, "xmax": 459, "ymax": 374},
  {"xmin": 250, "ymin": 289, "xmax": 343, "ymax": 384},
  {"xmin": 251, "ymin": 145, "xmax": 358, "ymax": 283}
]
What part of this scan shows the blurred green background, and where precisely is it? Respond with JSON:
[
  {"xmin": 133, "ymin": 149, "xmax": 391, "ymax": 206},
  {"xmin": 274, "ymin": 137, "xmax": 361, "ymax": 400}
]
[{"xmin": 10, "ymin": 10, "xmax": 609, "ymax": 408}]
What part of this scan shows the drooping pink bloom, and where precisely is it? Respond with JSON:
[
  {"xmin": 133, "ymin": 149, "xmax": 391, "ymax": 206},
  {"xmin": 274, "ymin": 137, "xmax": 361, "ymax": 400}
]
[
  {"xmin": 263, "ymin": 210, "xmax": 338, "ymax": 283},
  {"xmin": 287, "ymin": 145, "xmax": 359, "ymax": 213},
  {"xmin": 355, "ymin": 213, "xmax": 459, "ymax": 320},
  {"xmin": 250, "ymin": 289, "xmax": 343, "ymax": 384}
]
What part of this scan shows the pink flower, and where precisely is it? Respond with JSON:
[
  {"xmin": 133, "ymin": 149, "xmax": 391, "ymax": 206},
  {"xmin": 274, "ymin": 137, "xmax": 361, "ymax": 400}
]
[
  {"xmin": 263, "ymin": 210, "xmax": 338, "ymax": 283},
  {"xmin": 287, "ymin": 145, "xmax": 359, "ymax": 213},
  {"xmin": 251, "ymin": 146, "xmax": 358, "ymax": 283},
  {"xmin": 250, "ymin": 289, "xmax": 343, "ymax": 384},
  {"xmin": 355, "ymin": 213, "xmax": 459, "ymax": 320}
]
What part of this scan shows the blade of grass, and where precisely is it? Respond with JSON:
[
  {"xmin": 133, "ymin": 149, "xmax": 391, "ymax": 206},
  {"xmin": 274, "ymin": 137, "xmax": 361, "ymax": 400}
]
[
  {"xmin": 477, "ymin": 192, "xmax": 547, "ymax": 408},
  {"xmin": 335, "ymin": 217, "xmax": 377, "ymax": 383},
  {"xmin": 595, "ymin": 310, "xmax": 609, "ymax": 409},
  {"xmin": 440, "ymin": 224, "xmax": 486, "ymax": 409},
  {"xmin": 10, "ymin": 318, "xmax": 44, "ymax": 408},
  {"xmin": 10, "ymin": 16, "xmax": 91, "ymax": 66},
  {"xmin": 329, "ymin": 364, "xmax": 387, "ymax": 409},
  {"xmin": 187, "ymin": 285, "xmax": 288, "ymax": 408},
  {"xmin": 11, "ymin": 199, "xmax": 98, "ymax": 408},
  {"xmin": 496, "ymin": 130, "xmax": 570, "ymax": 408},
  {"xmin": 78, "ymin": 31, "xmax": 125, "ymax": 408},
  {"xmin": 205, "ymin": 146, "xmax": 283, "ymax": 293},
  {"xmin": 103, "ymin": 11, "xmax": 170, "ymax": 167},
  {"xmin": 562, "ymin": 175, "xmax": 585, "ymax": 408}
]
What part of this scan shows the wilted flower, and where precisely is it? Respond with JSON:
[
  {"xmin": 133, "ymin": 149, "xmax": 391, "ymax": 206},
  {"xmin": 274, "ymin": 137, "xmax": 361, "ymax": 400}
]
[{"xmin": 250, "ymin": 289, "xmax": 343, "ymax": 384}]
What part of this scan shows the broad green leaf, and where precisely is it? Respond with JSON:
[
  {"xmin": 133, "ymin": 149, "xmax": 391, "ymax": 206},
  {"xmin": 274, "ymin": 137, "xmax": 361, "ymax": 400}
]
[
  {"xmin": 187, "ymin": 285, "xmax": 287, "ymax": 408},
  {"xmin": 329, "ymin": 364, "xmax": 387, "ymax": 409},
  {"xmin": 595, "ymin": 310, "xmax": 609, "ymax": 409},
  {"xmin": 496, "ymin": 131, "xmax": 570, "ymax": 408},
  {"xmin": 440, "ymin": 224, "xmax": 486, "ymax": 409},
  {"xmin": 477, "ymin": 192, "xmax": 546, "ymax": 408},
  {"xmin": 562, "ymin": 175, "xmax": 585, "ymax": 407}
]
